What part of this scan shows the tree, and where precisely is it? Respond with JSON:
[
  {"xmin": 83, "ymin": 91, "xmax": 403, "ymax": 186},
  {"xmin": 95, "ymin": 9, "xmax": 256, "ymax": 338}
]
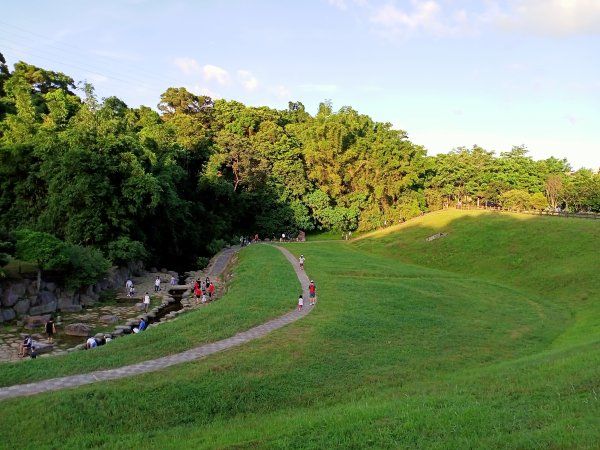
[
  {"xmin": 545, "ymin": 175, "xmax": 563, "ymax": 211},
  {"xmin": 64, "ymin": 244, "xmax": 111, "ymax": 290},
  {"xmin": 499, "ymin": 189, "xmax": 531, "ymax": 210},
  {"xmin": 15, "ymin": 229, "xmax": 69, "ymax": 291}
]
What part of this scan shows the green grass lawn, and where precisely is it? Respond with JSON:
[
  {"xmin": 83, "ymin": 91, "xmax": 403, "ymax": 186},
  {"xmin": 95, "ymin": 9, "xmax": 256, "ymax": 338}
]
[{"xmin": 0, "ymin": 210, "xmax": 599, "ymax": 449}]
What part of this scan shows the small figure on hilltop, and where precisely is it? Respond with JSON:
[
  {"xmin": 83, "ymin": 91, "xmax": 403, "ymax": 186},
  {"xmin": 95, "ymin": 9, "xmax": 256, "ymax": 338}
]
[
  {"xmin": 299, "ymin": 254, "xmax": 305, "ymax": 270},
  {"xmin": 143, "ymin": 292, "xmax": 151, "ymax": 312},
  {"xmin": 154, "ymin": 276, "xmax": 161, "ymax": 292},
  {"xmin": 297, "ymin": 293, "xmax": 304, "ymax": 311},
  {"xmin": 45, "ymin": 317, "xmax": 56, "ymax": 343},
  {"xmin": 309, "ymin": 280, "xmax": 317, "ymax": 306}
]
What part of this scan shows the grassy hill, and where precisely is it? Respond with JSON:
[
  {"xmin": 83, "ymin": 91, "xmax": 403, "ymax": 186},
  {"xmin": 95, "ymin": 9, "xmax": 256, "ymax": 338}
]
[{"xmin": 0, "ymin": 210, "xmax": 598, "ymax": 449}]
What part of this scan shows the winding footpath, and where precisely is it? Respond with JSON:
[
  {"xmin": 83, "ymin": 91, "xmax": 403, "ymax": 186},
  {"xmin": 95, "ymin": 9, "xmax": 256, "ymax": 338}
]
[{"xmin": 0, "ymin": 245, "xmax": 312, "ymax": 401}]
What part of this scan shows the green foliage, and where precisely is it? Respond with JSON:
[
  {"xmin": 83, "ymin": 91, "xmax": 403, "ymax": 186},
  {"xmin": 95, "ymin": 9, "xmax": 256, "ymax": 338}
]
[
  {"xmin": 530, "ymin": 191, "xmax": 548, "ymax": 210},
  {"xmin": 207, "ymin": 238, "xmax": 227, "ymax": 255},
  {"xmin": 14, "ymin": 229, "xmax": 68, "ymax": 270},
  {"xmin": 196, "ymin": 256, "xmax": 210, "ymax": 270},
  {"xmin": 64, "ymin": 244, "xmax": 111, "ymax": 290},
  {"xmin": 499, "ymin": 189, "xmax": 532, "ymax": 210},
  {"xmin": 1, "ymin": 57, "xmax": 599, "ymax": 279},
  {"xmin": 107, "ymin": 237, "xmax": 148, "ymax": 266}
]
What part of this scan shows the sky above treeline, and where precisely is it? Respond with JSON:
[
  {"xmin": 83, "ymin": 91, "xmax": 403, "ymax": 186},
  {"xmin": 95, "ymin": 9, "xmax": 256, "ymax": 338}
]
[{"xmin": 1, "ymin": 0, "xmax": 599, "ymax": 170}]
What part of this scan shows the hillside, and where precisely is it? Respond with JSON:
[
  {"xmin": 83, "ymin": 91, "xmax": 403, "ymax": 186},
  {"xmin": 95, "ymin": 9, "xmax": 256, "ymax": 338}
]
[{"xmin": 0, "ymin": 210, "xmax": 598, "ymax": 449}]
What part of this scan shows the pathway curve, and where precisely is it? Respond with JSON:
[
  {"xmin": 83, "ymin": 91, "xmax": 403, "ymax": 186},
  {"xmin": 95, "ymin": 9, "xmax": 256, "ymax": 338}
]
[{"xmin": 0, "ymin": 245, "xmax": 312, "ymax": 401}]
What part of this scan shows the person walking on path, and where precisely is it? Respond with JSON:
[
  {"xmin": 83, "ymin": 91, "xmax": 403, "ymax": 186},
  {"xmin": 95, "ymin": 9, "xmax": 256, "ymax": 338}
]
[
  {"xmin": 309, "ymin": 280, "xmax": 317, "ymax": 306},
  {"xmin": 170, "ymin": 275, "xmax": 176, "ymax": 286},
  {"xmin": 126, "ymin": 279, "xmax": 133, "ymax": 297},
  {"xmin": 154, "ymin": 276, "xmax": 161, "ymax": 292},
  {"xmin": 299, "ymin": 254, "xmax": 305, "ymax": 270},
  {"xmin": 208, "ymin": 282, "xmax": 215, "ymax": 301},
  {"xmin": 297, "ymin": 293, "xmax": 304, "ymax": 311},
  {"xmin": 45, "ymin": 318, "xmax": 56, "ymax": 343},
  {"xmin": 143, "ymin": 292, "xmax": 151, "ymax": 312}
]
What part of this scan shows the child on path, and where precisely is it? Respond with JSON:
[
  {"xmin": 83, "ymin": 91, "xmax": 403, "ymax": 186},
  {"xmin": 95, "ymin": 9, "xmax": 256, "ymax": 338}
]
[
  {"xmin": 143, "ymin": 292, "xmax": 151, "ymax": 312},
  {"xmin": 154, "ymin": 276, "xmax": 161, "ymax": 292},
  {"xmin": 297, "ymin": 293, "xmax": 304, "ymax": 311},
  {"xmin": 299, "ymin": 255, "xmax": 305, "ymax": 270}
]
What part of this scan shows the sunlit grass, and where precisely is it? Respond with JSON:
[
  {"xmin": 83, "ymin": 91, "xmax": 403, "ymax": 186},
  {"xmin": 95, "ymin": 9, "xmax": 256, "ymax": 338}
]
[{"xmin": 1, "ymin": 211, "xmax": 599, "ymax": 448}]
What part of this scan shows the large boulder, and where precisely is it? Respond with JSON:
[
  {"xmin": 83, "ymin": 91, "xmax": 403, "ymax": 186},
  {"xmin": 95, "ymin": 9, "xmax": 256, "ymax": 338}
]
[
  {"xmin": 41, "ymin": 281, "xmax": 57, "ymax": 292},
  {"xmin": 80, "ymin": 294, "xmax": 97, "ymax": 306},
  {"xmin": 99, "ymin": 315, "xmax": 119, "ymax": 324},
  {"xmin": 1, "ymin": 283, "xmax": 26, "ymax": 307},
  {"xmin": 33, "ymin": 291, "xmax": 57, "ymax": 307},
  {"xmin": 65, "ymin": 323, "xmax": 92, "ymax": 337},
  {"xmin": 31, "ymin": 341, "xmax": 54, "ymax": 355},
  {"xmin": 24, "ymin": 314, "xmax": 51, "ymax": 329},
  {"xmin": 13, "ymin": 299, "xmax": 31, "ymax": 316},
  {"xmin": 29, "ymin": 301, "xmax": 57, "ymax": 315},
  {"xmin": 1, "ymin": 309, "xmax": 16, "ymax": 321}
]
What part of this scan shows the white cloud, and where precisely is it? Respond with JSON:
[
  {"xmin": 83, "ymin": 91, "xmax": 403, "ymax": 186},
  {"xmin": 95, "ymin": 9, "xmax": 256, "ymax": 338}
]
[
  {"xmin": 490, "ymin": 0, "xmax": 600, "ymax": 36},
  {"xmin": 174, "ymin": 57, "xmax": 202, "ymax": 76},
  {"xmin": 238, "ymin": 70, "xmax": 258, "ymax": 91},
  {"xmin": 370, "ymin": 0, "xmax": 456, "ymax": 36},
  {"xmin": 203, "ymin": 64, "xmax": 230, "ymax": 85}
]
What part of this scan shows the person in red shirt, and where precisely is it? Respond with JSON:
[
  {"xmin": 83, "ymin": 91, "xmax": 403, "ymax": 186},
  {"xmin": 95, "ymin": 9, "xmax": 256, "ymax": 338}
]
[
  {"xmin": 194, "ymin": 280, "xmax": 202, "ymax": 305},
  {"xmin": 309, "ymin": 280, "xmax": 317, "ymax": 306},
  {"xmin": 208, "ymin": 282, "xmax": 215, "ymax": 301}
]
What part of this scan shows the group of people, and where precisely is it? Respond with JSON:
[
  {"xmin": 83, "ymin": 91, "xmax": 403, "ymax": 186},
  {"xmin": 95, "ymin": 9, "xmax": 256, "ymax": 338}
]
[
  {"xmin": 297, "ymin": 277, "xmax": 317, "ymax": 311},
  {"xmin": 296, "ymin": 255, "xmax": 317, "ymax": 310},
  {"xmin": 126, "ymin": 279, "xmax": 136, "ymax": 297},
  {"xmin": 194, "ymin": 277, "xmax": 215, "ymax": 305},
  {"xmin": 18, "ymin": 317, "xmax": 57, "ymax": 358}
]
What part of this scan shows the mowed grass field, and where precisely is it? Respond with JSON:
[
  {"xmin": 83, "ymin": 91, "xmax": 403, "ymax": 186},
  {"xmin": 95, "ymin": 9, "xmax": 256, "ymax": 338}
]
[{"xmin": 1, "ymin": 210, "xmax": 599, "ymax": 449}]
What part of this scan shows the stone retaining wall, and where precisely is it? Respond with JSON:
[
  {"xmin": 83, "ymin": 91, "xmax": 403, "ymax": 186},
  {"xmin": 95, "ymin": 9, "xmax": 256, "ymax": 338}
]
[{"xmin": 0, "ymin": 261, "xmax": 144, "ymax": 323}]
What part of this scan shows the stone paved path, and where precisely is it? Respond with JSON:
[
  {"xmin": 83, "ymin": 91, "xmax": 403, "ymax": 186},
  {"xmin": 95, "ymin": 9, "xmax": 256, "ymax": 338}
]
[{"xmin": 0, "ymin": 245, "xmax": 312, "ymax": 401}]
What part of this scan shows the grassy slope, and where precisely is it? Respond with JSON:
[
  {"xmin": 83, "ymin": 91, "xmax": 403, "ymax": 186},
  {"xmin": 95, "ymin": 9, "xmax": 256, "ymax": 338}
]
[
  {"xmin": 0, "ymin": 210, "xmax": 599, "ymax": 449},
  {"xmin": 0, "ymin": 245, "xmax": 300, "ymax": 387}
]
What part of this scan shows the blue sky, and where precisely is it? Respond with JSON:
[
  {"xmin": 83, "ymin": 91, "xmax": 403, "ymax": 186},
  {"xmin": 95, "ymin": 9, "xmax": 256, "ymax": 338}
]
[{"xmin": 1, "ymin": 0, "xmax": 599, "ymax": 170}]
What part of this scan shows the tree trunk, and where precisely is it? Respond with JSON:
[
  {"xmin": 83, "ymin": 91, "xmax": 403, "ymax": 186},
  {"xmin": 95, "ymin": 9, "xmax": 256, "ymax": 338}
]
[{"xmin": 37, "ymin": 268, "xmax": 42, "ymax": 293}]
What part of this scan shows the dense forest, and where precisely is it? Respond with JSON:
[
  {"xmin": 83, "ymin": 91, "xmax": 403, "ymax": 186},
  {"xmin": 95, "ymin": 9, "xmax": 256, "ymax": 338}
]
[{"xmin": 1, "ymin": 54, "xmax": 599, "ymax": 279}]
